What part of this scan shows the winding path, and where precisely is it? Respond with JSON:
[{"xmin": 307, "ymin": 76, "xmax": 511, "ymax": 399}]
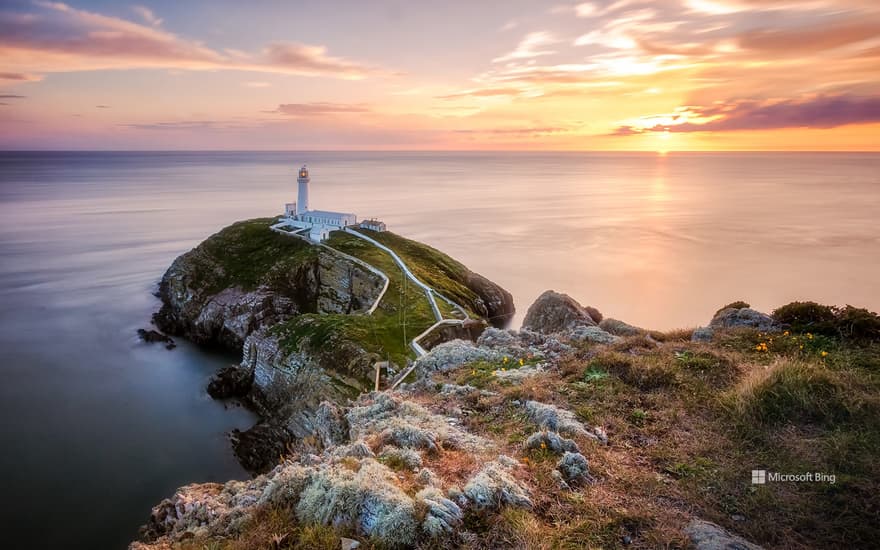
[{"xmin": 271, "ymin": 221, "xmax": 471, "ymax": 387}]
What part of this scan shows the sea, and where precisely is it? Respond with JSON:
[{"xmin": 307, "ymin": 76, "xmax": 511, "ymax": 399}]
[{"xmin": 0, "ymin": 151, "xmax": 878, "ymax": 548}]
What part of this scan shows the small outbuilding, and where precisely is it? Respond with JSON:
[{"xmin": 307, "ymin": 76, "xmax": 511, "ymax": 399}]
[{"xmin": 359, "ymin": 219, "xmax": 387, "ymax": 232}]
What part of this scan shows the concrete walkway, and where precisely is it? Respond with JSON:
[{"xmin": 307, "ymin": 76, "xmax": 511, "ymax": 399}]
[{"xmin": 343, "ymin": 227, "xmax": 446, "ymax": 322}]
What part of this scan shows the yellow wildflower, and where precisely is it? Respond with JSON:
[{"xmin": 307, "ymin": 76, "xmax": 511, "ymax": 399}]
[
  {"xmin": 783, "ymin": 330, "xmax": 790, "ymax": 336},
  {"xmin": 540, "ymin": 441, "xmax": 547, "ymax": 450},
  {"xmin": 503, "ymin": 356, "xmax": 509, "ymax": 363},
  {"xmin": 519, "ymin": 358, "xmax": 525, "ymax": 366},
  {"xmin": 808, "ymin": 333, "xmax": 813, "ymax": 339},
  {"xmin": 821, "ymin": 351, "xmax": 829, "ymax": 357}
]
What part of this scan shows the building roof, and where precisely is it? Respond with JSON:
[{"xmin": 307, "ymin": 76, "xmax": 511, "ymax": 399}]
[{"xmin": 302, "ymin": 209, "xmax": 356, "ymax": 218}]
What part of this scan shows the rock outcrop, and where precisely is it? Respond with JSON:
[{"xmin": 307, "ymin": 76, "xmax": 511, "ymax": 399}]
[
  {"xmin": 522, "ymin": 290, "xmax": 600, "ymax": 334},
  {"xmin": 684, "ymin": 519, "xmax": 764, "ymax": 550},
  {"xmin": 148, "ymin": 219, "xmax": 515, "ymax": 474},
  {"xmin": 692, "ymin": 305, "xmax": 782, "ymax": 343},
  {"xmin": 153, "ymin": 220, "xmax": 386, "ymax": 351},
  {"xmin": 134, "ymin": 392, "xmax": 531, "ymax": 550}
]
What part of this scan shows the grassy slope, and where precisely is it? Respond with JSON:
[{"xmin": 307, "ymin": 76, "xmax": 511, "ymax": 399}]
[
  {"xmin": 193, "ymin": 217, "xmax": 318, "ymax": 295},
  {"xmin": 167, "ymin": 320, "xmax": 880, "ymax": 550},
  {"xmin": 271, "ymin": 230, "xmax": 443, "ymax": 369},
  {"xmin": 351, "ymin": 229, "xmax": 483, "ymax": 318},
  {"xmin": 438, "ymin": 329, "xmax": 880, "ymax": 549},
  {"xmin": 189, "ymin": 221, "xmax": 483, "ymax": 369}
]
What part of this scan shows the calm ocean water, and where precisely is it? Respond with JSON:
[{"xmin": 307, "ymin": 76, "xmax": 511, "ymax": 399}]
[{"xmin": 0, "ymin": 151, "xmax": 878, "ymax": 548}]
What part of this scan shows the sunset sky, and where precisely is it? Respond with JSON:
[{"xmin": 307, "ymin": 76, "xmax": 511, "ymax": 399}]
[{"xmin": 1, "ymin": 0, "xmax": 879, "ymax": 150}]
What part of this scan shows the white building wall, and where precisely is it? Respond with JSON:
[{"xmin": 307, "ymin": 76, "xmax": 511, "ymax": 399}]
[{"xmin": 297, "ymin": 180, "xmax": 309, "ymax": 215}]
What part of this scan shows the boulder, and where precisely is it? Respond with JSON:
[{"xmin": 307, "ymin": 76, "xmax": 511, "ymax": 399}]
[
  {"xmin": 709, "ymin": 307, "xmax": 780, "ymax": 332},
  {"xmin": 206, "ymin": 365, "xmax": 253, "ymax": 399},
  {"xmin": 569, "ymin": 325, "xmax": 619, "ymax": 344},
  {"xmin": 522, "ymin": 290, "xmax": 599, "ymax": 334},
  {"xmin": 556, "ymin": 452, "xmax": 591, "ymax": 484},
  {"xmin": 137, "ymin": 328, "xmax": 176, "ymax": 349},
  {"xmin": 684, "ymin": 519, "xmax": 764, "ymax": 550},
  {"xmin": 691, "ymin": 326, "xmax": 715, "ymax": 343},
  {"xmin": 524, "ymin": 431, "xmax": 581, "ymax": 454},
  {"xmin": 229, "ymin": 423, "xmax": 291, "ymax": 474},
  {"xmin": 599, "ymin": 318, "xmax": 645, "ymax": 337},
  {"xmin": 415, "ymin": 339, "xmax": 499, "ymax": 375},
  {"xmin": 523, "ymin": 400, "xmax": 605, "ymax": 443},
  {"xmin": 416, "ymin": 487, "xmax": 463, "ymax": 537},
  {"xmin": 463, "ymin": 456, "xmax": 532, "ymax": 510}
]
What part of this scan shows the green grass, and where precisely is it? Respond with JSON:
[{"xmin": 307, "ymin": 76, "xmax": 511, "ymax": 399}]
[
  {"xmin": 349, "ymin": 229, "xmax": 483, "ymax": 318},
  {"xmin": 195, "ymin": 218, "xmax": 318, "ymax": 294}
]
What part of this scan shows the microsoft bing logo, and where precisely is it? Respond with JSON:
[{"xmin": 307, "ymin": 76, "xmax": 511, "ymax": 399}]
[{"xmin": 751, "ymin": 470, "xmax": 767, "ymax": 484}]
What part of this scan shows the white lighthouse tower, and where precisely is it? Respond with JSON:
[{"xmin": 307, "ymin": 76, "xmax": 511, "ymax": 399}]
[
  {"xmin": 281, "ymin": 163, "xmax": 359, "ymax": 242},
  {"xmin": 296, "ymin": 164, "xmax": 310, "ymax": 215}
]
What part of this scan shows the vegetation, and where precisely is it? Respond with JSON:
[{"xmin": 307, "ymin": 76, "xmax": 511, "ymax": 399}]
[
  {"xmin": 772, "ymin": 301, "xmax": 880, "ymax": 341},
  {"xmin": 715, "ymin": 300, "xmax": 751, "ymax": 316},
  {"xmin": 426, "ymin": 313, "xmax": 880, "ymax": 548},
  {"xmin": 349, "ymin": 229, "xmax": 482, "ymax": 318},
  {"xmin": 194, "ymin": 218, "xmax": 317, "ymax": 294}
]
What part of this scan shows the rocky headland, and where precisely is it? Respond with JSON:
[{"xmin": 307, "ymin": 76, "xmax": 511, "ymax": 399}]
[
  {"xmin": 150, "ymin": 219, "xmax": 514, "ymax": 472},
  {"xmin": 135, "ymin": 220, "xmax": 880, "ymax": 550}
]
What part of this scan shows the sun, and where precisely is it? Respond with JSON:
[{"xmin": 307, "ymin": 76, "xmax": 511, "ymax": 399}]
[{"xmin": 656, "ymin": 130, "xmax": 672, "ymax": 154}]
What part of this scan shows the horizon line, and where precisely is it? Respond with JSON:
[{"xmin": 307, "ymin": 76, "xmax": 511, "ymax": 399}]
[{"xmin": 2, "ymin": 149, "xmax": 879, "ymax": 154}]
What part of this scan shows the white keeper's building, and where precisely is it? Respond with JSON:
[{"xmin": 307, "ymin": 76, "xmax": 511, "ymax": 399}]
[{"xmin": 281, "ymin": 165, "xmax": 358, "ymax": 242}]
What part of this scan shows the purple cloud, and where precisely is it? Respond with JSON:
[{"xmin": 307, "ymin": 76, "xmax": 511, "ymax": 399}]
[
  {"xmin": 612, "ymin": 95, "xmax": 880, "ymax": 134},
  {"xmin": 273, "ymin": 103, "xmax": 370, "ymax": 116}
]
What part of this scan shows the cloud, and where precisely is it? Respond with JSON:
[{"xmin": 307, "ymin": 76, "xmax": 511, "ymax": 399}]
[
  {"xmin": 0, "ymin": 72, "xmax": 42, "ymax": 81},
  {"xmin": 737, "ymin": 20, "xmax": 880, "ymax": 54},
  {"xmin": 0, "ymin": 2, "xmax": 384, "ymax": 80},
  {"xmin": 0, "ymin": 94, "xmax": 25, "ymax": 99},
  {"xmin": 454, "ymin": 126, "xmax": 569, "ymax": 136},
  {"xmin": 262, "ymin": 43, "xmax": 377, "ymax": 79},
  {"xmin": 124, "ymin": 120, "xmax": 245, "ymax": 130},
  {"xmin": 273, "ymin": 102, "xmax": 371, "ymax": 116},
  {"xmin": 95, "ymin": 104, "xmax": 109, "ymax": 108},
  {"xmin": 131, "ymin": 5, "xmax": 162, "ymax": 26},
  {"xmin": 436, "ymin": 87, "xmax": 524, "ymax": 99},
  {"xmin": 493, "ymin": 32, "xmax": 558, "ymax": 63},
  {"xmin": 243, "ymin": 81, "xmax": 271, "ymax": 88},
  {"xmin": 611, "ymin": 94, "xmax": 880, "ymax": 134}
]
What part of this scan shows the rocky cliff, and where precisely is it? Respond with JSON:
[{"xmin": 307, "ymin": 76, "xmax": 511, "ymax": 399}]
[
  {"xmin": 134, "ymin": 289, "xmax": 880, "ymax": 550},
  {"xmin": 151, "ymin": 218, "xmax": 515, "ymax": 472}
]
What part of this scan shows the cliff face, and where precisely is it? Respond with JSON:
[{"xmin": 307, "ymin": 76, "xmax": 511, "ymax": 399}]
[
  {"xmin": 151, "ymin": 218, "xmax": 516, "ymax": 473},
  {"xmin": 154, "ymin": 219, "xmax": 386, "ymax": 351},
  {"xmin": 137, "ymin": 272, "xmax": 880, "ymax": 550}
]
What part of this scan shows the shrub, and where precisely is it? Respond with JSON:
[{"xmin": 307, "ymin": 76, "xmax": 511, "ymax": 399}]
[
  {"xmin": 772, "ymin": 301, "xmax": 837, "ymax": 335},
  {"xmin": 835, "ymin": 305, "xmax": 880, "ymax": 342},
  {"xmin": 772, "ymin": 302, "xmax": 880, "ymax": 342},
  {"xmin": 714, "ymin": 301, "xmax": 750, "ymax": 317}
]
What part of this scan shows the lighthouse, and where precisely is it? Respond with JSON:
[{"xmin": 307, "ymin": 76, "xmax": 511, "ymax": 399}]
[
  {"xmin": 281, "ymin": 164, "xmax": 359, "ymax": 242},
  {"xmin": 296, "ymin": 164, "xmax": 310, "ymax": 215}
]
